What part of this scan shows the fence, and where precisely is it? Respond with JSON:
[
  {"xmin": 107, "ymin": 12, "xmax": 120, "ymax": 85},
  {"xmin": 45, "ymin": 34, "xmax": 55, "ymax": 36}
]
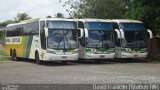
[{"xmin": 149, "ymin": 36, "xmax": 160, "ymax": 60}]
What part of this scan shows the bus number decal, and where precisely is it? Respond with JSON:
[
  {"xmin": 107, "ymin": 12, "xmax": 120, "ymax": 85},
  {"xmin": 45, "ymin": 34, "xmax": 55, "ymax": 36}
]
[{"xmin": 6, "ymin": 37, "xmax": 22, "ymax": 44}]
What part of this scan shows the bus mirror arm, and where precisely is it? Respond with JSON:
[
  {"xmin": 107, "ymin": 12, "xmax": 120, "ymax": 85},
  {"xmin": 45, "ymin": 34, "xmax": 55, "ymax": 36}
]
[
  {"xmin": 84, "ymin": 28, "xmax": 88, "ymax": 38},
  {"xmin": 115, "ymin": 29, "xmax": 120, "ymax": 39},
  {"xmin": 147, "ymin": 29, "xmax": 153, "ymax": 39},
  {"xmin": 78, "ymin": 28, "xmax": 84, "ymax": 38},
  {"xmin": 120, "ymin": 29, "xmax": 125, "ymax": 38},
  {"xmin": 44, "ymin": 27, "xmax": 48, "ymax": 38}
]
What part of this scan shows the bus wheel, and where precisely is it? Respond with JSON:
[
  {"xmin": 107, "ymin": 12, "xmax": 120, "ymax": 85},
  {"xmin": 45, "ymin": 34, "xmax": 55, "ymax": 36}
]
[
  {"xmin": 35, "ymin": 52, "xmax": 41, "ymax": 64},
  {"xmin": 12, "ymin": 51, "xmax": 17, "ymax": 61},
  {"xmin": 95, "ymin": 60, "xmax": 101, "ymax": 64},
  {"xmin": 62, "ymin": 61, "xmax": 67, "ymax": 64}
]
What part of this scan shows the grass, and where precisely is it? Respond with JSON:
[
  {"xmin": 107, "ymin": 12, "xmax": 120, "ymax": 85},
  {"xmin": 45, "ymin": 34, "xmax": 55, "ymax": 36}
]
[
  {"xmin": 151, "ymin": 60, "xmax": 160, "ymax": 63},
  {"xmin": 145, "ymin": 58, "xmax": 160, "ymax": 63},
  {"xmin": 0, "ymin": 56, "xmax": 10, "ymax": 61}
]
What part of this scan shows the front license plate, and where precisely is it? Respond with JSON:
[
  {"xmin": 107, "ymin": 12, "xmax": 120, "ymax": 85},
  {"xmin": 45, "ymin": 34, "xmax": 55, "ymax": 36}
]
[
  {"xmin": 100, "ymin": 55, "xmax": 105, "ymax": 59},
  {"xmin": 134, "ymin": 55, "xmax": 138, "ymax": 57},
  {"xmin": 62, "ymin": 56, "xmax": 67, "ymax": 59}
]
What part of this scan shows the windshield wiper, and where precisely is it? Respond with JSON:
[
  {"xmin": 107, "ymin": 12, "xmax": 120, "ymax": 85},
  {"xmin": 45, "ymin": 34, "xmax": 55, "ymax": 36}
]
[
  {"xmin": 96, "ymin": 31, "xmax": 103, "ymax": 48},
  {"xmin": 64, "ymin": 32, "xmax": 72, "ymax": 49},
  {"xmin": 96, "ymin": 39, "xmax": 102, "ymax": 48},
  {"xmin": 57, "ymin": 39, "xmax": 62, "ymax": 50}
]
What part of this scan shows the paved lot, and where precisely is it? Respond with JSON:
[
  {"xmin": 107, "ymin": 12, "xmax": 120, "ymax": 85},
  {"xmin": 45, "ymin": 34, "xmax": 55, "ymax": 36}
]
[{"xmin": 0, "ymin": 60, "xmax": 160, "ymax": 84}]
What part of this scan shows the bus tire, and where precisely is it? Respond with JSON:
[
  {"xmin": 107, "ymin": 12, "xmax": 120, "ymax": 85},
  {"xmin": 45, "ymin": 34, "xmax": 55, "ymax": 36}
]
[
  {"xmin": 62, "ymin": 61, "xmax": 67, "ymax": 64},
  {"xmin": 35, "ymin": 52, "xmax": 41, "ymax": 64},
  {"xmin": 12, "ymin": 50, "xmax": 17, "ymax": 61},
  {"xmin": 95, "ymin": 60, "xmax": 101, "ymax": 63}
]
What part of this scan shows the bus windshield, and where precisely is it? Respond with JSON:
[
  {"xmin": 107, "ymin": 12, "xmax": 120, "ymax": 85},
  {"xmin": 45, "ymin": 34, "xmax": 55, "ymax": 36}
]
[
  {"xmin": 119, "ymin": 23, "xmax": 148, "ymax": 48},
  {"xmin": 47, "ymin": 21, "xmax": 78, "ymax": 50},
  {"xmin": 119, "ymin": 23, "xmax": 145, "ymax": 31},
  {"xmin": 86, "ymin": 22, "xmax": 114, "ymax": 48}
]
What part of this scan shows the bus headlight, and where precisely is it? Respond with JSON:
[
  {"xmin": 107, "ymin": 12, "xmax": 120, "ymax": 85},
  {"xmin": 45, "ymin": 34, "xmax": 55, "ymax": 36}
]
[{"xmin": 72, "ymin": 49, "xmax": 79, "ymax": 54}]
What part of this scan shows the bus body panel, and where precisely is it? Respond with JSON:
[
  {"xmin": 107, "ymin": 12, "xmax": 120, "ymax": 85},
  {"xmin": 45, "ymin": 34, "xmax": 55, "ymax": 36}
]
[
  {"xmin": 44, "ymin": 53, "xmax": 78, "ymax": 61},
  {"xmin": 79, "ymin": 48, "xmax": 115, "ymax": 59},
  {"xmin": 29, "ymin": 35, "xmax": 41, "ymax": 59},
  {"xmin": 6, "ymin": 36, "xmax": 34, "ymax": 58},
  {"xmin": 117, "ymin": 47, "xmax": 148, "ymax": 58}
]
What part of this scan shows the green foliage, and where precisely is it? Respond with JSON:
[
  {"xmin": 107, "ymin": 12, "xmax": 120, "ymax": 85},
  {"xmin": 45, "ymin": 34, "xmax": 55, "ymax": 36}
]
[
  {"xmin": 46, "ymin": 16, "xmax": 52, "ymax": 18},
  {"xmin": 0, "ymin": 30, "xmax": 4, "ymax": 43},
  {"xmin": 0, "ymin": 13, "xmax": 31, "ymax": 28},
  {"xmin": 54, "ymin": 13, "xmax": 65, "ymax": 18},
  {"xmin": 64, "ymin": 0, "xmax": 160, "ymax": 35},
  {"xmin": 14, "ymin": 13, "xmax": 31, "ymax": 23},
  {"xmin": 0, "ymin": 20, "xmax": 16, "ymax": 28},
  {"xmin": 64, "ymin": 0, "xmax": 129, "ymax": 19},
  {"xmin": 126, "ymin": 0, "xmax": 160, "ymax": 35}
]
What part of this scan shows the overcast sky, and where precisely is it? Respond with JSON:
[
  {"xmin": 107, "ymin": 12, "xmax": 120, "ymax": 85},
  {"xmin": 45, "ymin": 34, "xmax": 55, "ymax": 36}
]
[{"xmin": 0, "ymin": 0, "xmax": 69, "ymax": 22}]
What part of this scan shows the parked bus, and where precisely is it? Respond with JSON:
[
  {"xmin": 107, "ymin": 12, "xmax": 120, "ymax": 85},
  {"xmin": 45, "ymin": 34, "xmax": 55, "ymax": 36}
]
[
  {"xmin": 6, "ymin": 18, "xmax": 79, "ymax": 64},
  {"xmin": 77, "ymin": 19, "xmax": 120, "ymax": 62},
  {"xmin": 112, "ymin": 19, "xmax": 153, "ymax": 59}
]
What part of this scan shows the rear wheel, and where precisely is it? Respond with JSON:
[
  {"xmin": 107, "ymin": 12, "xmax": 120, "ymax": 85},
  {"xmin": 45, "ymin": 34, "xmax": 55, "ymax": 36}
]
[
  {"xmin": 35, "ymin": 52, "xmax": 41, "ymax": 64},
  {"xmin": 12, "ymin": 51, "xmax": 17, "ymax": 61}
]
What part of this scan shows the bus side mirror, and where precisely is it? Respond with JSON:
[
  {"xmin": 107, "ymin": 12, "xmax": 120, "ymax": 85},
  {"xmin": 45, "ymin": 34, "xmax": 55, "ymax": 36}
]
[
  {"xmin": 44, "ymin": 27, "xmax": 48, "ymax": 38},
  {"xmin": 147, "ymin": 29, "xmax": 153, "ymax": 39},
  {"xmin": 120, "ymin": 29, "xmax": 125, "ymax": 38},
  {"xmin": 84, "ymin": 28, "xmax": 88, "ymax": 38},
  {"xmin": 115, "ymin": 29, "xmax": 120, "ymax": 39},
  {"xmin": 78, "ymin": 28, "xmax": 84, "ymax": 38}
]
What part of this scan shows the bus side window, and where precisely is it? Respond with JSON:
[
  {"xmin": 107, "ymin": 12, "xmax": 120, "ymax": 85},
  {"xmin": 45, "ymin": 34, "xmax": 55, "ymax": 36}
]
[
  {"xmin": 78, "ymin": 22, "xmax": 85, "ymax": 47},
  {"xmin": 40, "ymin": 21, "xmax": 46, "ymax": 50}
]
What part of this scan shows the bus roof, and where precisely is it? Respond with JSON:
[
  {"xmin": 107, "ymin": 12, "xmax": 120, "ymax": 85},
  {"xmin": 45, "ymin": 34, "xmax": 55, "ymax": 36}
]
[
  {"xmin": 39, "ymin": 18, "xmax": 76, "ymax": 22},
  {"xmin": 7, "ymin": 18, "xmax": 40, "ymax": 27},
  {"xmin": 7, "ymin": 18, "xmax": 76, "ymax": 27},
  {"xmin": 111, "ymin": 19, "xmax": 143, "ymax": 23},
  {"xmin": 77, "ymin": 19, "xmax": 112, "ymax": 23}
]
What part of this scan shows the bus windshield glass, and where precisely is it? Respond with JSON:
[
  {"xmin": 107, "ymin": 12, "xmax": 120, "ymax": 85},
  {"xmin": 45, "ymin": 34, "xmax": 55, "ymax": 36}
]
[
  {"xmin": 86, "ymin": 22, "xmax": 114, "ymax": 48},
  {"xmin": 119, "ymin": 23, "xmax": 148, "ymax": 48},
  {"xmin": 47, "ymin": 21, "xmax": 78, "ymax": 50},
  {"xmin": 48, "ymin": 21, "xmax": 76, "ymax": 29},
  {"xmin": 119, "ymin": 23, "xmax": 145, "ymax": 31}
]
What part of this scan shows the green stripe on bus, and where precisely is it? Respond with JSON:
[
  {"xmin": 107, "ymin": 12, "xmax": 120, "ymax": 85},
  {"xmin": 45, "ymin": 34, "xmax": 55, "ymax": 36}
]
[
  {"xmin": 26, "ymin": 36, "xmax": 33, "ymax": 58},
  {"xmin": 23, "ymin": 36, "xmax": 33, "ymax": 58}
]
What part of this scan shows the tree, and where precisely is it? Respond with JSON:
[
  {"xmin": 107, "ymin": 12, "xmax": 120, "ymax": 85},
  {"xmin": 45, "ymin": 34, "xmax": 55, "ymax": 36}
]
[
  {"xmin": 126, "ymin": 0, "xmax": 160, "ymax": 35},
  {"xmin": 54, "ymin": 13, "xmax": 65, "ymax": 18},
  {"xmin": 14, "ymin": 13, "xmax": 31, "ymax": 23},
  {"xmin": 64, "ymin": 0, "xmax": 129, "ymax": 19},
  {"xmin": 0, "ymin": 20, "xmax": 16, "ymax": 28},
  {"xmin": 46, "ymin": 16, "xmax": 52, "ymax": 18}
]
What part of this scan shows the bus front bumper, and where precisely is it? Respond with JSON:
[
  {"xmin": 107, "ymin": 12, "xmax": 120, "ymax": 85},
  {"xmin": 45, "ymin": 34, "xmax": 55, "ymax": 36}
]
[
  {"xmin": 120, "ymin": 53, "xmax": 148, "ymax": 58},
  {"xmin": 43, "ymin": 53, "xmax": 78, "ymax": 61},
  {"xmin": 83, "ymin": 53, "xmax": 115, "ymax": 60}
]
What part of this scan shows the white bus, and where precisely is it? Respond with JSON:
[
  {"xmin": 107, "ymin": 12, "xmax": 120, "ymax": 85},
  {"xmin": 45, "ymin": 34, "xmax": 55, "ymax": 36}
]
[
  {"xmin": 6, "ymin": 18, "xmax": 79, "ymax": 64},
  {"xmin": 77, "ymin": 19, "xmax": 120, "ymax": 62},
  {"xmin": 112, "ymin": 19, "xmax": 153, "ymax": 59}
]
